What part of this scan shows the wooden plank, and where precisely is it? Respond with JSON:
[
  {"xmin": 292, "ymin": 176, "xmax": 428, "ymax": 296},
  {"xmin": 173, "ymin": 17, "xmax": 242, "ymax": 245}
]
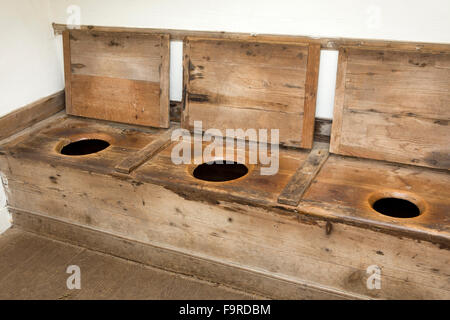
[
  {"xmin": 330, "ymin": 47, "xmax": 450, "ymax": 169},
  {"xmin": 70, "ymin": 30, "xmax": 161, "ymax": 81},
  {"xmin": 0, "ymin": 91, "xmax": 64, "ymax": 141},
  {"xmin": 329, "ymin": 48, "xmax": 347, "ymax": 154},
  {"xmin": 159, "ymin": 34, "xmax": 171, "ymax": 127},
  {"xmin": 185, "ymin": 104, "xmax": 304, "ymax": 148},
  {"xmin": 63, "ymin": 31, "xmax": 72, "ymax": 113},
  {"xmin": 301, "ymin": 44, "xmax": 321, "ymax": 148},
  {"xmin": 301, "ymin": 154, "xmax": 450, "ymax": 240},
  {"xmin": 183, "ymin": 38, "xmax": 313, "ymax": 148},
  {"xmin": 278, "ymin": 145, "xmax": 329, "ymax": 206},
  {"xmin": 1, "ymin": 115, "xmax": 162, "ymax": 175},
  {"xmin": 65, "ymin": 30, "xmax": 170, "ymax": 128},
  {"xmin": 115, "ymin": 127, "xmax": 175, "ymax": 174},
  {"xmin": 70, "ymin": 74, "xmax": 161, "ymax": 126},
  {"xmin": 53, "ymin": 23, "xmax": 450, "ymax": 53}
]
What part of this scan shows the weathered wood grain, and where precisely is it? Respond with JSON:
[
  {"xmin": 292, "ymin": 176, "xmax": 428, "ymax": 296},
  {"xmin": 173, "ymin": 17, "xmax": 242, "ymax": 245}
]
[
  {"xmin": 3, "ymin": 158, "xmax": 449, "ymax": 299},
  {"xmin": 62, "ymin": 31, "xmax": 72, "ymax": 113},
  {"xmin": 182, "ymin": 37, "xmax": 319, "ymax": 148},
  {"xmin": 1, "ymin": 115, "xmax": 449, "ymax": 300},
  {"xmin": 115, "ymin": 127, "xmax": 175, "ymax": 174},
  {"xmin": 301, "ymin": 44, "xmax": 321, "ymax": 148},
  {"xmin": 330, "ymin": 47, "xmax": 450, "ymax": 169},
  {"xmin": 65, "ymin": 30, "xmax": 170, "ymax": 128},
  {"xmin": 278, "ymin": 145, "xmax": 329, "ymax": 206},
  {"xmin": 53, "ymin": 23, "xmax": 450, "ymax": 54},
  {"xmin": 0, "ymin": 91, "xmax": 64, "ymax": 141},
  {"xmin": 70, "ymin": 74, "xmax": 161, "ymax": 126},
  {"xmin": 301, "ymin": 154, "xmax": 450, "ymax": 242}
]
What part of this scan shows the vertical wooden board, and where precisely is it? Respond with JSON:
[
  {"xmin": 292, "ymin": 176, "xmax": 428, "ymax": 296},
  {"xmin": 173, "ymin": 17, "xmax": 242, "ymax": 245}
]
[
  {"xmin": 182, "ymin": 38, "xmax": 319, "ymax": 148},
  {"xmin": 62, "ymin": 31, "xmax": 72, "ymax": 114},
  {"xmin": 64, "ymin": 30, "xmax": 170, "ymax": 128},
  {"xmin": 330, "ymin": 47, "xmax": 450, "ymax": 169},
  {"xmin": 301, "ymin": 44, "xmax": 321, "ymax": 148}
]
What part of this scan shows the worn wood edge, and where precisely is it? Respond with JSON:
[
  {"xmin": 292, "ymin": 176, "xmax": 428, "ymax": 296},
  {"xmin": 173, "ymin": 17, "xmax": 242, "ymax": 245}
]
[
  {"xmin": 62, "ymin": 30, "xmax": 72, "ymax": 114},
  {"xmin": 159, "ymin": 34, "xmax": 171, "ymax": 128},
  {"xmin": 170, "ymin": 100, "xmax": 332, "ymax": 144},
  {"xmin": 53, "ymin": 24, "xmax": 450, "ymax": 53},
  {"xmin": 0, "ymin": 112, "xmax": 67, "ymax": 150},
  {"xmin": 329, "ymin": 48, "xmax": 347, "ymax": 154},
  {"xmin": 278, "ymin": 145, "xmax": 329, "ymax": 206},
  {"xmin": 181, "ymin": 39, "xmax": 191, "ymax": 129},
  {"xmin": 301, "ymin": 44, "xmax": 321, "ymax": 149},
  {"xmin": 115, "ymin": 127, "xmax": 176, "ymax": 174},
  {"xmin": 10, "ymin": 208, "xmax": 367, "ymax": 300},
  {"xmin": 0, "ymin": 91, "xmax": 65, "ymax": 142}
]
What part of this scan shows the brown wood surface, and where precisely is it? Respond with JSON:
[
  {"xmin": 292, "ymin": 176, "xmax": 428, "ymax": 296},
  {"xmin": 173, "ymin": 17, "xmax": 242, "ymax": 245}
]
[
  {"xmin": 0, "ymin": 91, "xmax": 64, "ymax": 141},
  {"xmin": 0, "ymin": 114, "xmax": 169, "ymax": 175},
  {"xmin": 115, "ymin": 127, "xmax": 176, "ymax": 174},
  {"xmin": 0, "ymin": 115, "xmax": 449, "ymax": 299},
  {"xmin": 64, "ymin": 30, "xmax": 170, "ymax": 128},
  {"xmin": 53, "ymin": 23, "xmax": 450, "ymax": 54},
  {"xmin": 278, "ymin": 144, "xmax": 329, "ymax": 206},
  {"xmin": 301, "ymin": 154, "xmax": 450, "ymax": 241},
  {"xmin": 301, "ymin": 44, "xmax": 321, "ymax": 148},
  {"xmin": 330, "ymin": 47, "xmax": 450, "ymax": 170},
  {"xmin": 182, "ymin": 37, "xmax": 319, "ymax": 148}
]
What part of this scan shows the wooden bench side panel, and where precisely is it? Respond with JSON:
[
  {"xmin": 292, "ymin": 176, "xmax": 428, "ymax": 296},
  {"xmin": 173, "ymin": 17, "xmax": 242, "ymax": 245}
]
[
  {"xmin": 63, "ymin": 30, "xmax": 170, "ymax": 128},
  {"xmin": 330, "ymin": 48, "xmax": 450, "ymax": 169}
]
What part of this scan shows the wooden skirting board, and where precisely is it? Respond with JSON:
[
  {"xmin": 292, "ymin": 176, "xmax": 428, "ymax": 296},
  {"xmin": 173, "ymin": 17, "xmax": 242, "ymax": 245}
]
[
  {"xmin": 0, "ymin": 114, "xmax": 448, "ymax": 300},
  {"xmin": 0, "ymin": 90, "xmax": 64, "ymax": 141}
]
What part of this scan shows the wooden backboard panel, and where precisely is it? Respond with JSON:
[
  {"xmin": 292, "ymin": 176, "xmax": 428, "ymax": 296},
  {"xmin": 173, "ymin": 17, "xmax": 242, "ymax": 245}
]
[
  {"xmin": 330, "ymin": 47, "xmax": 450, "ymax": 170},
  {"xmin": 182, "ymin": 38, "xmax": 320, "ymax": 148},
  {"xmin": 63, "ymin": 30, "xmax": 170, "ymax": 128}
]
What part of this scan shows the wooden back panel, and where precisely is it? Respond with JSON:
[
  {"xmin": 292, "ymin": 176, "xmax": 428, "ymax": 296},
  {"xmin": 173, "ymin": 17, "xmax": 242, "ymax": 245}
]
[
  {"xmin": 182, "ymin": 38, "xmax": 320, "ymax": 148},
  {"xmin": 63, "ymin": 30, "xmax": 170, "ymax": 128},
  {"xmin": 331, "ymin": 47, "xmax": 450, "ymax": 169}
]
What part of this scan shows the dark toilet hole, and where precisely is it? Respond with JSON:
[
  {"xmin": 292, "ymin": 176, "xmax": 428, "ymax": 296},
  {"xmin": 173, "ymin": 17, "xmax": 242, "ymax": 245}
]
[
  {"xmin": 371, "ymin": 197, "xmax": 421, "ymax": 218},
  {"xmin": 60, "ymin": 139, "xmax": 110, "ymax": 156},
  {"xmin": 193, "ymin": 161, "xmax": 249, "ymax": 182}
]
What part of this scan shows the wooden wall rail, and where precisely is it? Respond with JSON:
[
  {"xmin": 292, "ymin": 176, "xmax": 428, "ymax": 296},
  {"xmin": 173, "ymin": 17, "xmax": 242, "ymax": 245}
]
[
  {"xmin": 0, "ymin": 91, "xmax": 65, "ymax": 141},
  {"xmin": 53, "ymin": 23, "xmax": 450, "ymax": 53}
]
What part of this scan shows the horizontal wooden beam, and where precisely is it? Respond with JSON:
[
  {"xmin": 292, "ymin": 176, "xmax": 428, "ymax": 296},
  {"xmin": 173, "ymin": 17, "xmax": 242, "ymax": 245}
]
[
  {"xmin": 53, "ymin": 23, "xmax": 450, "ymax": 53},
  {"xmin": 0, "ymin": 90, "xmax": 65, "ymax": 142}
]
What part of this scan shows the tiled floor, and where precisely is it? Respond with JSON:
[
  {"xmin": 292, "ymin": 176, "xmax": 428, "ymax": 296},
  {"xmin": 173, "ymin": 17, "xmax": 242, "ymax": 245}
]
[{"xmin": 0, "ymin": 228, "xmax": 261, "ymax": 300}]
